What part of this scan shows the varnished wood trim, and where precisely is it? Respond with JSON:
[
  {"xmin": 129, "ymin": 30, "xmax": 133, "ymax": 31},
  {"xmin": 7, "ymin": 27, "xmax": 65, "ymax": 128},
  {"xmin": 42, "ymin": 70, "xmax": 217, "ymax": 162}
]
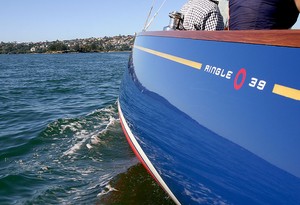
[{"xmin": 137, "ymin": 30, "xmax": 300, "ymax": 48}]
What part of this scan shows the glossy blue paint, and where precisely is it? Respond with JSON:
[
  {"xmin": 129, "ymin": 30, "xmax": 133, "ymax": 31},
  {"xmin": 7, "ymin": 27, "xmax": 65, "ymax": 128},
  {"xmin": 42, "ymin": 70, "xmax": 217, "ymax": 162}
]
[{"xmin": 119, "ymin": 34, "xmax": 300, "ymax": 204}]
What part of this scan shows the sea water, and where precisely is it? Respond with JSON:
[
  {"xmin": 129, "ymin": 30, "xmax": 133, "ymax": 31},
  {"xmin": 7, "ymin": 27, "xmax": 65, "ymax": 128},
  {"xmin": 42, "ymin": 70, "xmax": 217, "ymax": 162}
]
[{"xmin": 0, "ymin": 53, "xmax": 173, "ymax": 205}]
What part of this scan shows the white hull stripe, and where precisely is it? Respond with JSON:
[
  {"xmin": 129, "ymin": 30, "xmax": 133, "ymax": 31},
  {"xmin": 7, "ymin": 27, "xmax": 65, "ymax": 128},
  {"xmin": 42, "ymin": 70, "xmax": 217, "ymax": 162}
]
[{"xmin": 118, "ymin": 100, "xmax": 181, "ymax": 205}]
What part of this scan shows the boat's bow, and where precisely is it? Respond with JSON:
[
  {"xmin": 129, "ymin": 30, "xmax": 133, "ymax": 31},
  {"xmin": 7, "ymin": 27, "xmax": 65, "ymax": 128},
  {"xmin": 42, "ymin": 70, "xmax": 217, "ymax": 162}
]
[{"xmin": 118, "ymin": 30, "xmax": 300, "ymax": 204}]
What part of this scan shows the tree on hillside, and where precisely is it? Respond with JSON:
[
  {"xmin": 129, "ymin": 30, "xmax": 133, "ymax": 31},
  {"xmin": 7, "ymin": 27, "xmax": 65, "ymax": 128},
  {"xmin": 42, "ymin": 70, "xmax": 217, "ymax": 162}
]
[{"xmin": 49, "ymin": 42, "xmax": 68, "ymax": 52}]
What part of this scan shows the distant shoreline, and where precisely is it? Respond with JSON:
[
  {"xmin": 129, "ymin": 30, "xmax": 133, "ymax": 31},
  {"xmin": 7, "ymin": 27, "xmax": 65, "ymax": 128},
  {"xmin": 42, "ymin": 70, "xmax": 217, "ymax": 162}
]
[
  {"xmin": 42, "ymin": 50, "xmax": 132, "ymax": 54},
  {"xmin": 0, "ymin": 50, "xmax": 132, "ymax": 55},
  {"xmin": 0, "ymin": 35, "xmax": 134, "ymax": 55}
]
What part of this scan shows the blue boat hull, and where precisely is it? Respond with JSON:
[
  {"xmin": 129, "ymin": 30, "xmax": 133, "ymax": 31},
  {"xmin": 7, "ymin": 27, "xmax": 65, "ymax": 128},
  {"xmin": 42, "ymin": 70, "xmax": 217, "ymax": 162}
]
[{"xmin": 118, "ymin": 31, "xmax": 300, "ymax": 204}]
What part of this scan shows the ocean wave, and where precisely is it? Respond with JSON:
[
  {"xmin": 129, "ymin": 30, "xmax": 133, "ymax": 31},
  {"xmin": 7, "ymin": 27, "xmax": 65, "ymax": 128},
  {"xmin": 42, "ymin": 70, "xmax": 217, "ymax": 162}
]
[
  {"xmin": 40, "ymin": 104, "xmax": 120, "ymax": 157},
  {"xmin": 0, "ymin": 103, "xmax": 137, "ymax": 204}
]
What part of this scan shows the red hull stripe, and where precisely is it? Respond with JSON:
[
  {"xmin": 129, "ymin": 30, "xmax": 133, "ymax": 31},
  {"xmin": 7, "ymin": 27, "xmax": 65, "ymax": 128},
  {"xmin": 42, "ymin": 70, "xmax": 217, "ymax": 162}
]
[
  {"xmin": 118, "ymin": 108, "xmax": 157, "ymax": 181},
  {"xmin": 118, "ymin": 100, "xmax": 181, "ymax": 205}
]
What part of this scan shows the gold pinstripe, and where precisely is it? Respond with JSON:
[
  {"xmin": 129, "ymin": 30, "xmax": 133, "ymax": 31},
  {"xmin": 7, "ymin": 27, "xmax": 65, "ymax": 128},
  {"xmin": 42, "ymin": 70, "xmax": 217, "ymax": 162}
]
[
  {"xmin": 134, "ymin": 45, "xmax": 202, "ymax": 70},
  {"xmin": 134, "ymin": 45, "xmax": 299, "ymax": 101},
  {"xmin": 272, "ymin": 84, "xmax": 300, "ymax": 101}
]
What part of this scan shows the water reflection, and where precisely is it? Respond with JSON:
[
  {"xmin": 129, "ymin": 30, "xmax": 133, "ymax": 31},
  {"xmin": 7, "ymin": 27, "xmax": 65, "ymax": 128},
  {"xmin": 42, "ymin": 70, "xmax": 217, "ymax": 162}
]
[{"xmin": 119, "ymin": 54, "xmax": 300, "ymax": 205}]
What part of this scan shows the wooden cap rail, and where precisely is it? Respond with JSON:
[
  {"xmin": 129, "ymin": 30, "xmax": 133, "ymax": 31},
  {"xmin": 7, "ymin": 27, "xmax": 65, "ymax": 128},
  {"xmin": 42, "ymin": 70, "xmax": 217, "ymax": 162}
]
[{"xmin": 138, "ymin": 30, "xmax": 300, "ymax": 48}]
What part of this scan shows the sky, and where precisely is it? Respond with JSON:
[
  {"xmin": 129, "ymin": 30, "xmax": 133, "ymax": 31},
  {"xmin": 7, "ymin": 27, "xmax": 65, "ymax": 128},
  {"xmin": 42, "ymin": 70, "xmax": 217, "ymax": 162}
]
[{"xmin": 1, "ymin": 0, "xmax": 300, "ymax": 43}]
